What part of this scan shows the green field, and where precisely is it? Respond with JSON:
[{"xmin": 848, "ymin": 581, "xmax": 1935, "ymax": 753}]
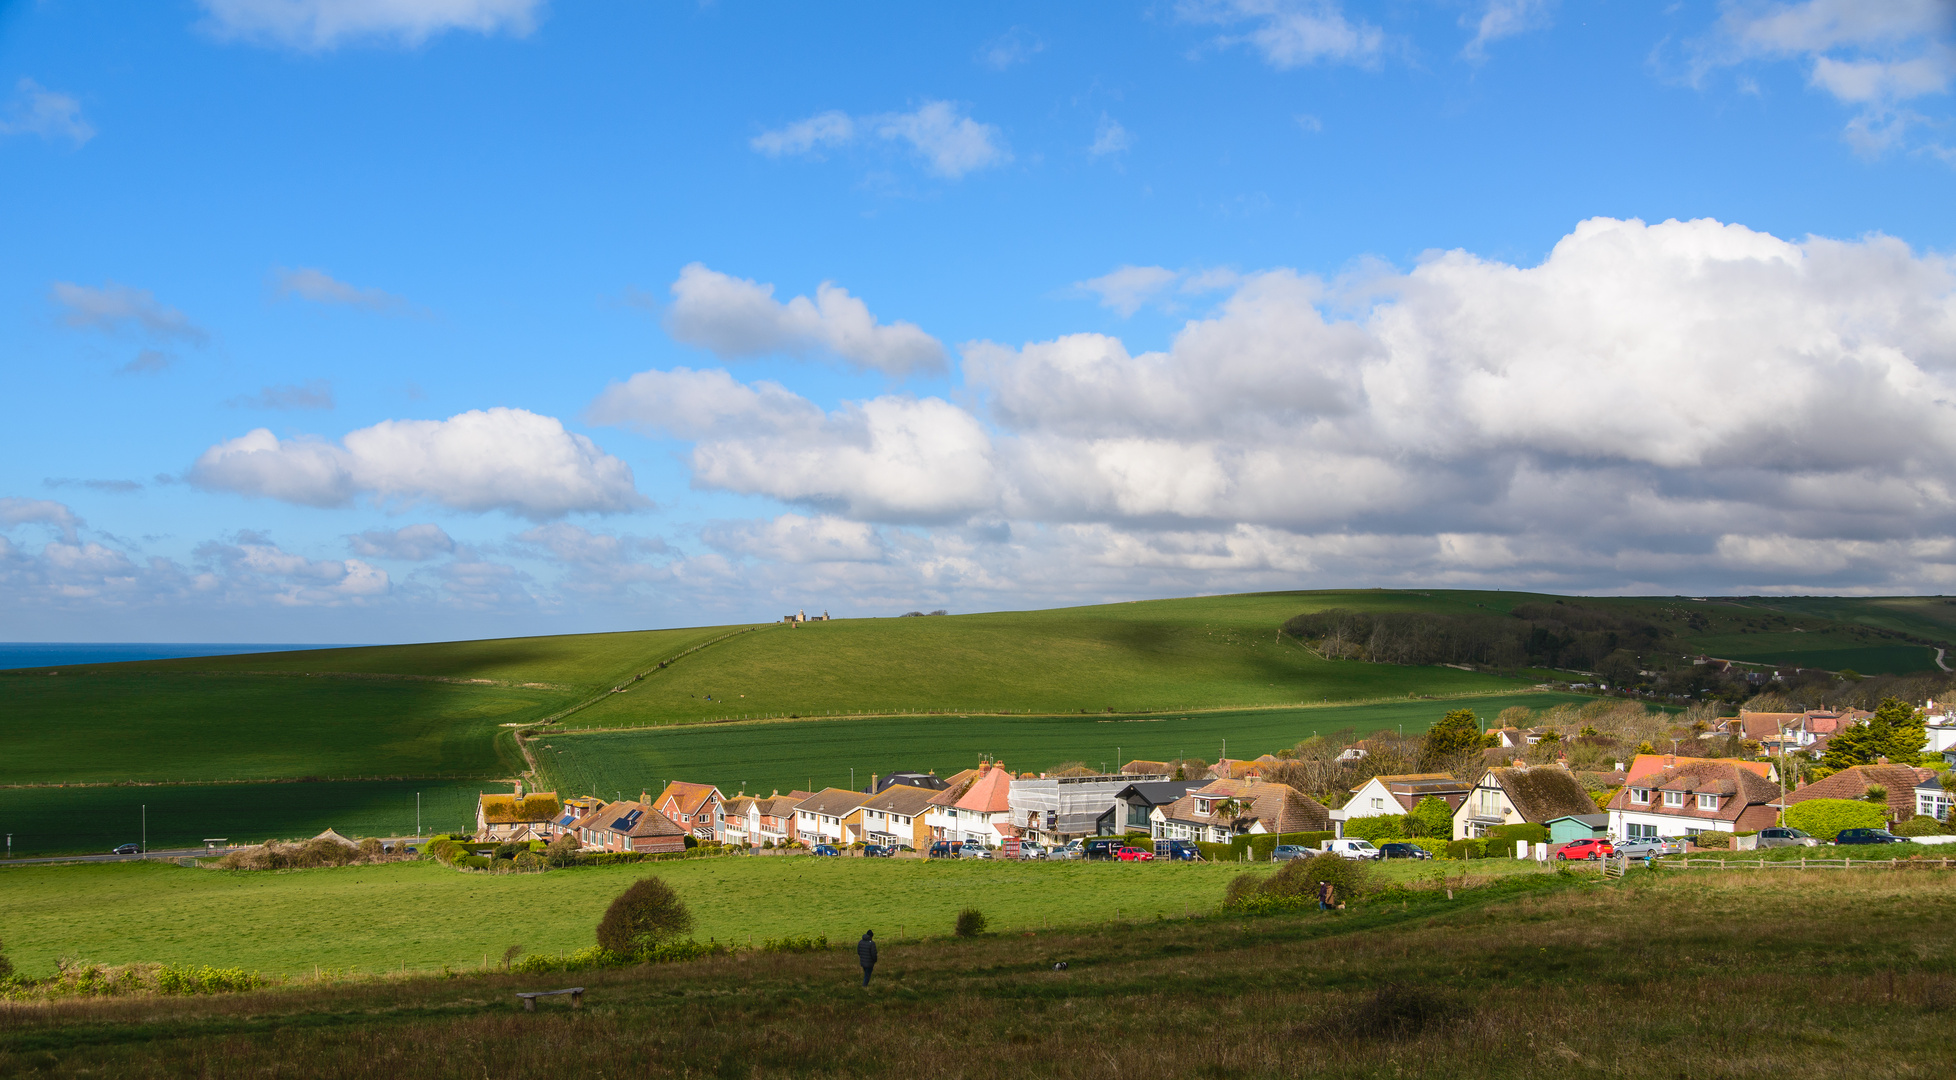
[
  {"xmin": 1684, "ymin": 634, "xmax": 1942, "ymax": 673},
  {"xmin": 0, "ymin": 855, "xmax": 1538, "ymax": 977},
  {"xmin": 0, "ymin": 780, "xmax": 488, "ymax": 857},
  {"xmin": 536, "ymin": 692, "xmax": 1586, "ymax": 798}
]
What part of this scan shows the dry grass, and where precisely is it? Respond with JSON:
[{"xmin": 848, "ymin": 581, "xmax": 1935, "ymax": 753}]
[{"xmin": 4, "ymin": 868, "xmax": 1953, "ymax": 1078}]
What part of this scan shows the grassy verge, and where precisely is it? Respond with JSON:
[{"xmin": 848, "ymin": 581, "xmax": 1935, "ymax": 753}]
[
  {"xmin": 536, "ymin": 692, "xmax": 1587, "ymax": 797},
  {"xmin": 0, "ymin": 853, "xmax": 1550, "ymax": 977},
  {"xmin": 2, "ymin": 868, "xmax": 1953, "ymax": 1078}
]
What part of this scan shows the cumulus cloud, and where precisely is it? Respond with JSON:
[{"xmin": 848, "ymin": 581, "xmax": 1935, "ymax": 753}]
[
  {"xmin": 751, "ymin": 101, "xmax": 1009, "ymax": 179},
  {"xmin": 190, "ymin": 407, "xmax": 646, "ymax": 520},
  {"xmin": 195, "ymin": 531, "xmax": 389, "ymax": 605},
  {"xmin": 1705, "ymin": 0, "xmax": 1956, "ymax": 154},
  {"xmin": 274, "ymin": 267, "xmax": 412, "ymax": 313},
  {"xmin": 1179, "ymin": 0, "xmax": 1385, "ymax": 69},
  {"xmin": 51, "ymin": 282, "xmax": 208, "ymax": 344},
  {"xmin": 1088, "ymin": 115, "xmax": 1133, "ymax": 157},
  {"xmin": 196, "ymin": 0, "xmax": 544, "ymax": 49},
  {"xmin": 1463, "ymin": 0, "xmax": 1556, "ymax": 61},
  {"xmin": 704, "ymin": 513, "xmax": 888, "ymax": 564},
  {"xmin": 348, "ymin": 522, "xmax": 455, "ymax": 561},
  {"xmin": 660, "ymin": 263, "xmax": 947, "ymax": 376},
  {"xmin": 227, "ymin": 380, "xmax": 335, "ymax": 410},
  {"xmin": 608, "ymin": 217, "xmax": 1956, "ymax": 596},
  {"xmin": 0, "ymin": 78, "xmax": 94, "ymax": 146},
  {"xmin": 0, "ymin": 498, "xmax": 83, "ymax": 543}
]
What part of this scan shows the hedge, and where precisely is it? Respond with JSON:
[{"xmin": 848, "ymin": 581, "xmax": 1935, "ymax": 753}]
[
  {"xmin": 1196, "ymin": 842, "xmax": 1242, "ymax": 863},
  {"xmin": 1485, "ymin": 839, "xmax": 1517, "ymax": 858},
  {"xmin": 1783, "ymin": 798, "xmax": 1888, "ymax": 841},
  {"xmin": 1446, "ymin": 839, "xmax": 1485, "ymax": 859},
  {"xmin": 1487, "ymin": 823, "xmax": 1549, "ymax": 843},
  {"xmin": 1895, "ymin": 816, "xmax": 1952, "ymax": 837},
  {"xmin": 1341, "ymin": 815, "xmax": 1408, "ymax": 843},
  {"xmin": 1247, "ymin": 832, "xmax": 1335, "ymax": 861}
]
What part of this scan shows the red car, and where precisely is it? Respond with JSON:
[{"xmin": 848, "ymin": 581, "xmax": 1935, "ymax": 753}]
[
  {"xmin": 1556, "ymin": 839, "xmax": 1614, "ymax": 861},
  {"xmin": 1116, "ymin": 845, "xmax": 1156, "ymax": 862}
]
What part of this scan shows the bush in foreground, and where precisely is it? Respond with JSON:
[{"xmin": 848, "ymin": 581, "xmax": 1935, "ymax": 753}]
[
  {"xmin": 1227, "ymin": 853, "xmax": 1376, "ymax": 914},
  {"xmin": 955, "ymin": 908, "xmax": 988, "ymax": 937},
  {"xmin": 1895, "ymin": 816, "xmax": 1952, "ymax": 837},
  {"xmin": 596, "ymin": 876, "xmax": 694, "ymax": 956}
]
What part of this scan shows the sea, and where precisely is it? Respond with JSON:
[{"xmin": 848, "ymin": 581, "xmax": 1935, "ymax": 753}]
[{"xmin": 0, "ymin": 643, "xmax": 357, "ymax": 671}]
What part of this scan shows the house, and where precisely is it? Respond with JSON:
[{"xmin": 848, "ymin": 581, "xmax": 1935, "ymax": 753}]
[
  {"xmin": 1339, "ymin": 773, "xmax": 1471, "ymax": 822},
  {"xmin": 720, "ymin": 795, "xmax": 756, "ymax": 846},
  {"xmin": 1452, "ymin": 766, "xmax": 1599, "ymax": 840},
  {"xmin": 1100, "ymin": 781, "xmax": 1200, "ymax": 835},
  {"xmin": 1914, "ymin": 775, "xmax": 1953, "ymax": 821},
  {"xmin": 476, "ymin": 782, "xmax": 563, "ymax": 841},
  {"xmin": 723, "ymin": 790, "xmax": 811, "ymax": 847},
  {"xmin": 653, "ymin": 781, "xmax": 726, "ymax": 843},
  {"xmin": 1783, "ymin": 764, "xmax": 1937, "ymax": 821},
  {"xmin": 1487, "ymin": 727, "xmax": 1529, "ymax": 749},
  {"xmin": 1737, "ymin": 708, "xmax": 1871, "ymax": 749},
  {"xmin": 1605, "ymin": 761, "xmax": 1783, "ymax": 842},
  {"xmin": 1626, "ymin": 754, "xmax": 1777, "ymax": 786},
  {"xmin": 793, "ymin": 788, "xmax": 871, "ymax": 846},
  {"xmin": 780, "ymin": 609, "xmax": 832, "ymax": 625},
  {"xmin": 1546, "ymin": 813, "xmax": 1611, "ymax": 844},
  {"xmin": 1204, "ymin": 758, "xmax": 1270, "ymax": 781},
  {"xmin": 922, "ymin": 761, "xmax": 1016, "ymax": 848},
  {"xmin": 1010, "ymin": 771, "xmax": 1167, "ymax": 843},
  {"xmin": 549, "ymin": 795, "xmax": 605, "ymax": 840},
  {"xmin": 573, "ymin": 794, "xmax": 688, "ymax": 854},
  {"xmin": 849, "ymin": 783, "xmax": 937, "ymax": 850},
  {"xmin": 1152, "ymin": 778, "xmax": 1329, "ymax": 843}
]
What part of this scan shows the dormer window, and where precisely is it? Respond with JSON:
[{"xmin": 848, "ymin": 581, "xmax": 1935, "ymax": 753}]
[
  {"xmin": 1631, "ymin": 788, "xmax": 1650, "ymax": 804},
  {"xmin": 1697, "ymin": 793, "xmax": 1719, "ymax": 811},
  {"xmin": 1196, "ymin": 798, "xmax": 1213, "ymax": 815},
  {"xmin": 1664, "ymin": 790, "xmax": 1685, "ymax": 808}
]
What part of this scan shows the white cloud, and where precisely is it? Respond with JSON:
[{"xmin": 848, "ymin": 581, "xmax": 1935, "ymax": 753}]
[
  {"xmin": 348, "ymin": 523, "xmax": 455, "ymax": 561},
  {"xmin": 660, "ymin": 263, "xmax": 948, "ymax": 376},
  {"xmin": 1089, "ymin": 115, "xmax": 1133, "ymax": 157},
  {"xmin": 190, "ymin": 407, "xmax": 647, "ymax": 520},
  {"xmin": 227, "ymin": 380, "xmax": 336, "ymax": 410},
  {"xmin": 195, "ymin": 531, "xmax": 389, "ymax": 605},
  {"xmin": 705, "ymin": 513, "xmax": 888, "ymax": 564},
  {"xmin": 1463, "ymin": 0, "xmax": 1556, "ymax": 61},
  {"xmin": 977, "ymin": 27, "xmax": 1045, "ymax": 70},
  {"xmin": 614, "ymin": 217, "xmax": 1956, "ymax": 596},
  {"xmin": 275, "ymin": 267, "xmax": 412, "ymax": 313},
  {"xmin": 1706, "ymin": 0, "xmax": 1956, "ymax": 155},
  {"xmin": 0, "ymin": 498, "xmax": 82, "ymax": 544},
  {"xmin": 50, "ymin": 282, "xmax": 208, "ymax": 344},
  {"xmin": 196, "ymin": 0, "xmax": 545, "ymax": 50},
  {"xmin": 0, "ymin": 78, "xmax": 94, "ymax": 146},
  {"xmin": 1075, "ymin": 265, "xmax": 1180, "ymax": 316},
  {"xmin": 1180, "ymin": 0, "xmax": 1384, "ymax": 69},
  {"xmin": 751, "ymin": 101, "xmax": 1009, "ymax": 179}
]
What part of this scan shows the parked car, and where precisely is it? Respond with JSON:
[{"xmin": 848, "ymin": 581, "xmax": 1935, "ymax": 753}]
[
  {"xmin": 1271, "ymin": 844, "xmax": 1314, "ymax": 862},
  {"xmin": 1834, "ymin": 828, "xmax": 1907, "ymax": 846},
  {"xmin": 1380, "ymin": 842, "xmax": 1435, "ymax": 860},
  {"xmin": 1322, "ymin": 838, "xmax": 1382, "ymax": 861},
  {"xmin": 927, "ymin": 840, "xmax": 963, "ymax": 859},
  {"xmin": 1154, "ymin": 839, "xmax": 1202, "ymax": 861},
  {"xmin": 1614, "ymin": 837, "xmax": 1684, "ymax": 859},
  {"xmin": 1051, "ymin": 839, "xmax": 1086, "ymax": 860},
  {"xmin": 1756, "ymin": 826, "xmax": 1818, "ymax": 849},
  {"xmin": 1555, "ymin": 839, "xmax": 1614, "ymax": 861},
  {"xmin": 861, "ymin": 844, "xmax": 896, "ymax": 858},
  {"xmin": 959, "ymin": 843, "xmax": 993, "ymax": 859},
  {"xmin": 112, "ymin": 843, "xmax": 140, "ymax": 855},
  {"xmin": 1116, "ymin": 845, "xmax": 1156, "ymax": 861},
  {"xmin": 1014, "ymin": 842, "xmax": 1048, "ymax": 860},
  {"xmin": 810, "ymin": 844, "xmax": 841, "ymax": 857},
  {"xmin": 1082, "ymin": 837, "xmax": 1127, "ymax": 861}
]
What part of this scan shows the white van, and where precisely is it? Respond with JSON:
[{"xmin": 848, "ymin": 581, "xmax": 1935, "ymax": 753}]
[{"xmin": 1321, "ymin": 837, "xmax": 1382, "ymax": 860}]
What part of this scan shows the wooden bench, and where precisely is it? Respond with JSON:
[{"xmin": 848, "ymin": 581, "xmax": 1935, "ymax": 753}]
[{"xmin": 515, "ymin": 987, "xmax": 585, "ymax": 1011}]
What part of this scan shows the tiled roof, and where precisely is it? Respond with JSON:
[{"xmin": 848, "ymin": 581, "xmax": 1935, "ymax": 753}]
[
  {"xmin": 795, "ymin": 787, "xmax": 872, "ymax": 818},
  {"xmin": 656, "ymin": 781, "xmax": 722, "ymax": 819},
  {"xmin": 1606, "ymin": 761, "xmax": 1782, "ymax": 822},
  {"xmin": 575, "ymin": 800, "xmax": 687, "ymax": 839},
  {"xmin": 1627, "ymin": 755, "xmax": 1772, "ymax": 785},
  {"xmin": 1165, "ymin": 779, "xmax": 1329, "ymax": 833},
  {"xmin": 859, "ymin": 784, "xmax": 938, "ymax": 818},
  {"xmin": 955, "ymin": 765, "xmax": 1013, "ymax": 813},
  {"xmin": 1786, "ymin": 765, "xmax": 1935, "ymax": 818}
]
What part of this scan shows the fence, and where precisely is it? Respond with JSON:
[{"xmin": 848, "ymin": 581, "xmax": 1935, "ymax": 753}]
[{"xmin": 1646, "ymin": 856, "xmax": 1956, "ymax": 871}]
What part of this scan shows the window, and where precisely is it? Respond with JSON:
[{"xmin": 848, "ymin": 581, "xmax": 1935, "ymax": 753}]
[
  {"xmin": 1664, "ymin": 790, "xmax": 1685, "ymax": 808},
  {"xmin": 1479, "ymin": 790, "xmax": 1501, "ymax": 816},
  {"xmin": 1628, "ymin": 823, "xmax": 1657, "ymax": 840},
  {"xmin": 1631, "ymin": 788, "xmax": 1650, "ymax": 804},
  {"xmin": 1196, "ymin": 798, "xmax": 1212, "ymax": 815},
  {"xmin": 1696, "ymin": 794, "xmax": 1719, "ymax": 811},
  {"xmin": 1370, "ymin": 797, "xmax": 1385, "ymax": 810}
]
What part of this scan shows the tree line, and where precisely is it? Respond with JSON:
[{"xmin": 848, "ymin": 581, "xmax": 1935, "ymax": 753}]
[{"xmin": 1280, "ymin": 602, "xmax": 1668, "ymax": 672}]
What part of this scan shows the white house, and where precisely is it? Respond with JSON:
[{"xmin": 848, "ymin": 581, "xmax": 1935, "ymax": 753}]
[
  {"xmin": 1451, "ymin": 766, "xmax": 1597, "ymax": 840},
  {"xmin": 923, "ymin": 762, "xmax": 1016, "ymax": 848},
  {"xmin": 1605, "ymin": 760, "xmax": 1782, "ymax": 841},
  {"xmin": 1338, "ymin": 773, "xmax": 1471, "ymax": 823},
  {"xmin": 1916, "ymin": 775, "xmax": 1954, "ymax": 821}
]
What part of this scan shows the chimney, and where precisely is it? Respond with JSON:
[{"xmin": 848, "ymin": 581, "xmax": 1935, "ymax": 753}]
[
  {"xmin": 870, "ymin": 774, "xmax": 879, "ymax": 792},
  {"xmin": 513, "ymin": 779, "xmax": 523, "ymax": 799},
  {"xmin": 640, "ymin": 790, "xmax": 649, "ymax": 804},
  {"xmin": 1614, "ymin": 761, "xmax": 1625, "ymax": 772}
]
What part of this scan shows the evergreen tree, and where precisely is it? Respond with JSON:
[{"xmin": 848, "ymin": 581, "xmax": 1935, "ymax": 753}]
[
  {"xmin": 1877, "ymin": 697, "xmax": 1926, "ymax": 766},
  {"xmin": 1822, "ymin": 697, "xmax": 1922, "ymax": 769},
  {"xmin": 1408, "ymin": 796, "xmax": 1455, "ymax": 838},
  {"xmin": 1420, "ymin": 709, "xmax": 1483, "ymax": 770}
]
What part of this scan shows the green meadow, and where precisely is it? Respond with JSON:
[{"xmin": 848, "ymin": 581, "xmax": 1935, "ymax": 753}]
[{"xmin": 536, "ymin": 692, "xmax": 1587, "ymax": 798}]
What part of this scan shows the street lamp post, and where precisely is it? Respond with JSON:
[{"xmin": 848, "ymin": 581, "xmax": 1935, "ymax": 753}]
[
  {"xmin": 141, "ymin": 804, "xmax": 146, "ymax": 855},
  {"xmin": 417, "ymin": 792, "xmax": 421, "ymax": 838}
]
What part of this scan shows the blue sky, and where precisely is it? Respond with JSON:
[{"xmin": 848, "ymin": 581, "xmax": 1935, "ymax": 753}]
[{"xmin": 4, "ymin": 0, "xmax": 1955, "ymax": 642}]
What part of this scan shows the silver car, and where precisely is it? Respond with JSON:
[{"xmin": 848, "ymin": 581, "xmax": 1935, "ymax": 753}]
[
  {"xmin": 1614, "ymin": 837, "xmax": 1684, "ymax": 859},
  {"xmin": 1756, "ymin": 826, "xmax": 1818, "ymax": 848}
]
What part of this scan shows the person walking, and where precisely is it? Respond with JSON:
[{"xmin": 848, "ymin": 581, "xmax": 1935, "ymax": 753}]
[
  {"xmin": 1317, "ymin": 879, "xmax": 1334, "ymax": 912},
  {"xmin": 857, "ymin": 929, "xmax": 878, "ymax": 987}
]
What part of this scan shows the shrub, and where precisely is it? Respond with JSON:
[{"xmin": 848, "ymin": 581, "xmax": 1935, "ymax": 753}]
[
  {"xmin": 512, "ymin": 851, "xmax": 547, "ymax": 871},
  {"xmin": 1896, "ymin": 816, "xmax": 1952, "ymax": 837},
  {"xmin": 682, "ymin": 835, "xmax": 699, "ymax": 849},
  {"xmin": 954, "ymin": 908, "xmax": 988, "ymax": 937},
  {"xmin": 1343, "ymin": 815, "xmax": 1409, "ymax": 843},
  {"xmin": 1783, "ymin": 798, "xmax": 1888, "ymax": 841},
  {"xmin": 1407, "ymin": 797, "xmax": 1455, "ymax": 839},
  {"xmin": 596, "ymin": 876, "xmax": 694, "ymax": 956},
  {"xmin": 1692, "ymin": 832, "xmax": 1731, "ymax": 849},
  {"xmin": 1225, "ymin": 853, "xmax": 1375, "ymax": 913},
  {"xmin": 545, "ymin": 833, "xmax": 580, "ymax": 867},
  {"xmin": 1487, "ymin": 823, "xmax": 1549, "ymax": 843},
  {"xmin": 0, "ymin": 938, "xmax": 13, "ymax": 983},
  {"xmin": 1485, "ymin": 839, "xmax": 1517, "ymax": 858},
  {"xmin": 761, "ymin": 934, "xmax": 830, "ymax": 953},
  {"xmin": 1446, "ymin": 839, "xmax": 1484, "ymax": 860},
  {"xmin": 455, "ymin": 855, "xmax": 493, "ymax": 870},
  {"xmin": 1195, "ymin": 842, "xmax": 1240, "ymax": 863}
]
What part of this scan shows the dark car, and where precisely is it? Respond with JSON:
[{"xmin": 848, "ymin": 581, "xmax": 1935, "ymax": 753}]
[
  {"xmin": 861, "ymin": 844, "xmax": 896, "ymax": 857},
  {"xmin": 1153, "ymin": 838, "xmax": 1202, "ymax": 861},
  {"xmin": 811, "ymin": 844, "xmax": 842, "ymax": 857},
  {"xmin": 112, "ymin": 843, "xmax": 140, "ymax": 855},
  {"xmin": 1833, "ymin": 828, "xmax": 1907, "ymax": 846},
  {"xmin": 927, "ymin": 840, "xmax": 963, "ymax": 859},
  {"xmin": 1380, "ymin": 842, "xmax": 1435, "ymax": 860},
  {"xmin": 1082, "ymin": 837, "xmax": 1127, "ymax": 861}
]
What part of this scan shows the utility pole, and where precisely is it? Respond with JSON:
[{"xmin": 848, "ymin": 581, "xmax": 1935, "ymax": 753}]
[
  {"xmin": 417, "ymin": 792, "xmax": 421, "ymax": 838},
  {"xmin": 141, "ymin": 804, "xmax": 146, "ymax": 855}
]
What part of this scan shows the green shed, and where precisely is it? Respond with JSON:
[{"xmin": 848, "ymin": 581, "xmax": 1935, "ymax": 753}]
[{"xmin": 1546, "ymin": 813, "xmax": 1610, "ymax": 844}]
